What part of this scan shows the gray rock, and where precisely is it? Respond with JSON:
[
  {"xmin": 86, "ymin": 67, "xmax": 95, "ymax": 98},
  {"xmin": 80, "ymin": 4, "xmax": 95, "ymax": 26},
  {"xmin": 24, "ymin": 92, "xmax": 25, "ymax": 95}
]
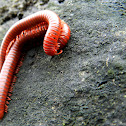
[{"xmin": 0, "ymin": 0, "xmax": 126, "ymax": 125}]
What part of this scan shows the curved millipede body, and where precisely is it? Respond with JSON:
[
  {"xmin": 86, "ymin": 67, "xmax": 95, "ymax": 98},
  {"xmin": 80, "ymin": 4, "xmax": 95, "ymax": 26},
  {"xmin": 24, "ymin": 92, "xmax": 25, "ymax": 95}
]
[{"xmin": 0, "ymin": 10, "xmax": 70, "ymax": 119}]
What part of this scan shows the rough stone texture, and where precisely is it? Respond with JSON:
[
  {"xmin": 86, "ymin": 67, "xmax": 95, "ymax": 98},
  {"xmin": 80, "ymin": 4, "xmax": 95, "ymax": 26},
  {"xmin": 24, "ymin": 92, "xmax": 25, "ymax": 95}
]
[{"xmin": 0, "ymin": 0, "xmax": 126, "ymax": 125}]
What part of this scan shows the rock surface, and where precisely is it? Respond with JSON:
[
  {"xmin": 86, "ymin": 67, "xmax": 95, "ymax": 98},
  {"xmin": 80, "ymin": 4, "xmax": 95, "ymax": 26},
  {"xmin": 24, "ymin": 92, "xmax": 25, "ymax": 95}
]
[{"xmin": 0, "ymin": 0, "xmax": 126, "ymax": 125}]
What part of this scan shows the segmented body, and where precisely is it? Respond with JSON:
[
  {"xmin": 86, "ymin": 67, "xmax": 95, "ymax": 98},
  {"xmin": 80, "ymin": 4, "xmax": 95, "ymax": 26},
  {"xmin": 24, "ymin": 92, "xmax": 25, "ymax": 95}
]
[{"xmin": 0, "ymin": 10, "xmax": 70, "ymax": 119}]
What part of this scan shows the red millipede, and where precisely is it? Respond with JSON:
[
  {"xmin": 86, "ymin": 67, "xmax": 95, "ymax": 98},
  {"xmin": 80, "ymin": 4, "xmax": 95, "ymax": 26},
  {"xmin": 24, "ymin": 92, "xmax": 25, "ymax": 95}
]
[{"xmin": 0, "ymin": 10, "xmax": 70, "ymax": 119}]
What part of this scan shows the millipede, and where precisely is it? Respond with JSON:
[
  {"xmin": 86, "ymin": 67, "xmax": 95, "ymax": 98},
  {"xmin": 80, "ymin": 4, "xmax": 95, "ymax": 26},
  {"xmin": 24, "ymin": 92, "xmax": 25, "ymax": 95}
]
[{"xmin": 0, "ymin": 10, "xmax": 70, "ymax": 119}]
